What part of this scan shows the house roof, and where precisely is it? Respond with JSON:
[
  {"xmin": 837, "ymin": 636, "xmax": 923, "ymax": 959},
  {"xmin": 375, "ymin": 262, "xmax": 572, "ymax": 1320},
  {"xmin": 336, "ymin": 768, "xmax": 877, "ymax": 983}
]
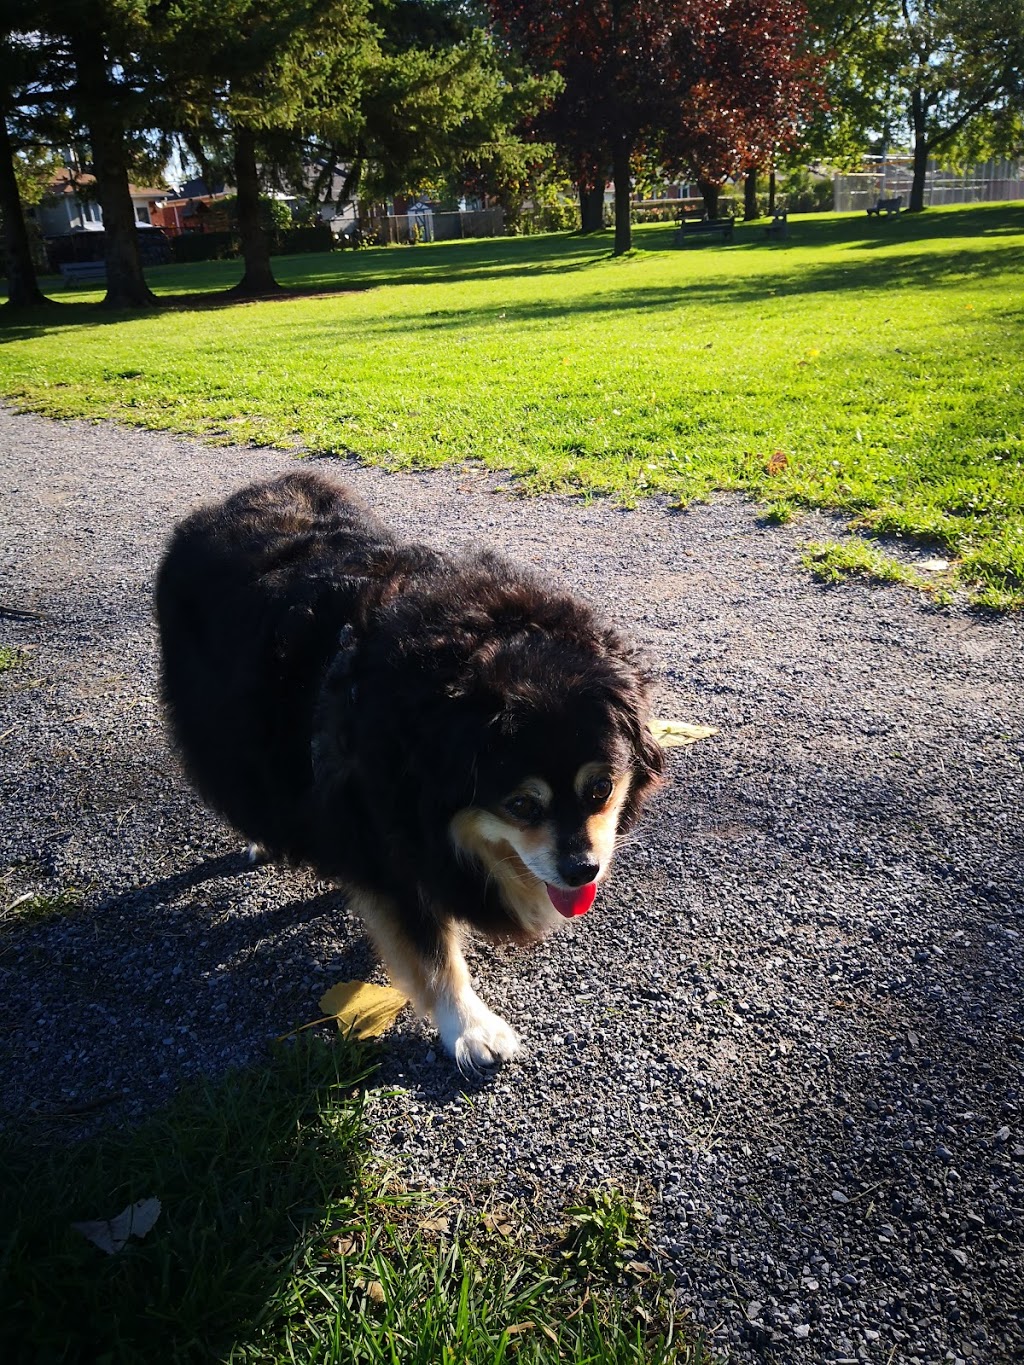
[{"xmin": 49, "ymin": 168, "xmax": 170, "ymax": 199}]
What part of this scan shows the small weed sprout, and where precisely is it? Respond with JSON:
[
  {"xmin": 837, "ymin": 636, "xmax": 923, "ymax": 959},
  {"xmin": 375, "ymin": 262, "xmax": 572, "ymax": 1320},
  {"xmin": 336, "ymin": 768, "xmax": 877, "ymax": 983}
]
[{"xmin": 562, "ymin": 1187, "xmax": 645, "ymax": 1276}]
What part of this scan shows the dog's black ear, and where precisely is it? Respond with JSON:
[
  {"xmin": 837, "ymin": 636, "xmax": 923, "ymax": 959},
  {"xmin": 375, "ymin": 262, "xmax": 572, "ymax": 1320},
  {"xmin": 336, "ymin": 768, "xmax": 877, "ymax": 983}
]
[
  {"xmin": 618, "ymin": 690, "xmax": 665, "ymax": 789},
  {"xmin": 599, "ymin": 655, "xmax": 665, "ymax": 822}
]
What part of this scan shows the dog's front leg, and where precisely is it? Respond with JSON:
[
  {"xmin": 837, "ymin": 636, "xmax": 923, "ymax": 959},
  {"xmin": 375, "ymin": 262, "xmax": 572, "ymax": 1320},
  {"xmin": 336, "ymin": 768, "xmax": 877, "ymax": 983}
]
[
  {"xmin": 352, "ymin": 890, "xmax": 519, "ymax": 1072},
  {"xmin": 425, "ymin": 919, "xmax": 520, "ymax": 1073}
]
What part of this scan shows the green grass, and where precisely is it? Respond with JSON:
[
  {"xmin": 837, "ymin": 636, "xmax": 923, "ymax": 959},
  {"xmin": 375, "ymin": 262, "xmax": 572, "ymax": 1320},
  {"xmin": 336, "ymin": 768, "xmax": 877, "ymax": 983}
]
[
  {"xmin": 1, "ymin": 882, "xmax": 83, "ymax": 925},
  {"xmin": 0, "ymin": 646, "xmax": 25, "ymax": 674},
  {"xmin": 0, "ymin": 1040, "xmax": 704, "ymax": 1364},
  {"xmin": 3, "ymin": 203, "xmax": 1023, "ymax": 605}
]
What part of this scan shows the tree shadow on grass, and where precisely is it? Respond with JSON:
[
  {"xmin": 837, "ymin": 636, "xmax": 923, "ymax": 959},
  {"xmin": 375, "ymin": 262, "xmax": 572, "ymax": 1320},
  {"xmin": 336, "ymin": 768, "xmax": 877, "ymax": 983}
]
[
  {"xmin": 2, "ymin": 205, "xmax": 1021, "ymax": 344},
  {"xmin": 280, "ymin": 236, "xmax": 1024, "ymax": 344},
  {"xmin": 0, "ymin": 1035, "xmax": 371, "ymax": 1364}
]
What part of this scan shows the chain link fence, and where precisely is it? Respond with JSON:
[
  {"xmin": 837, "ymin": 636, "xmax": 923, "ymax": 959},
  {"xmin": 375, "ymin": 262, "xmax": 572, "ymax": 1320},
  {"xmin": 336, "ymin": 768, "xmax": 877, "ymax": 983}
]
[{"xmin": 833, "ymin": 158, "xmax": 1023, "ymax": 212}]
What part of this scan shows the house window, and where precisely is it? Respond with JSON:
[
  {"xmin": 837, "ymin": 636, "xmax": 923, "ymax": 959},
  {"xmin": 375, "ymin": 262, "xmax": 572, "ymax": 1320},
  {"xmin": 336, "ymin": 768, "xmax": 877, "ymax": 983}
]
[
  {"xmin": 82, "ymin": 200, "xmax": 102, "ymax": 224},
  {"xmin": 135, "ymin": 205, "xmax": 151, "ymax": 224}
]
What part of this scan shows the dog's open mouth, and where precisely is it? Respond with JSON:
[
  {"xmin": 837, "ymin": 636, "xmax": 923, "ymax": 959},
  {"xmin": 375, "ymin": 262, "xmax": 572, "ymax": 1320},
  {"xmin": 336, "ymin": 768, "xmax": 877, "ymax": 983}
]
[{"xmin": 545, "ymin": 882, "xmax": 597, "ymax": 918}]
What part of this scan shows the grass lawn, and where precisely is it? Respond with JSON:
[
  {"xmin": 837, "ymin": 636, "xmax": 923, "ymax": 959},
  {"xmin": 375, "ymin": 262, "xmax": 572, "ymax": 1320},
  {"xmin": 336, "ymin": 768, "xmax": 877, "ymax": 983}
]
[
  {"xmin": 2, "ymin": 203, "xmax": 1022, "ymax": 606},
  {"xmin": 0, "ymin": 1040, "xmax": 700, "ymax": 1364}
]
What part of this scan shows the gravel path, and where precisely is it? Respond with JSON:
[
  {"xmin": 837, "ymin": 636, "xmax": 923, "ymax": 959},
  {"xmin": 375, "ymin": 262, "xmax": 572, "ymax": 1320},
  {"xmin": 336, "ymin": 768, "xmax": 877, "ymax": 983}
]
[{"xmin": 1, "ymin": 406, "xmax": 1022, "ymax": 1363}]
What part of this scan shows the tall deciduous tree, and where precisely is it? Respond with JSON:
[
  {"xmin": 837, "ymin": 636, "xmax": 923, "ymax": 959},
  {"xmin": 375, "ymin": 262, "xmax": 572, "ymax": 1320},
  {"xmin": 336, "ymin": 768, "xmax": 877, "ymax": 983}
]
[
  {"xmin": 658, "ymin": 0, "xmax": 821, "ymax": 218},
  {"xmin": 488, "ymin": 0, "xmax": 819, "ymax": 253},
  {"xmin": 487, "ymin": 0, "xmax": 684, "ymax": 253},
  {"xmin": 896, "ymin": 0, "xmax": 1024, "ymax": 210},
  {"xmin": 803, "ymin": 0, "xmax": 1024, "ymax": 209}
]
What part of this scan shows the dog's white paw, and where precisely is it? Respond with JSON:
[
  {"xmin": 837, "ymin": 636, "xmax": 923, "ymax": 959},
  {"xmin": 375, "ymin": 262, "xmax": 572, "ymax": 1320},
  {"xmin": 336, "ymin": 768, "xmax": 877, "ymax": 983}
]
[{"xmin": 434, "ymin": 995, "xmax": 520, "ymax": 1074}]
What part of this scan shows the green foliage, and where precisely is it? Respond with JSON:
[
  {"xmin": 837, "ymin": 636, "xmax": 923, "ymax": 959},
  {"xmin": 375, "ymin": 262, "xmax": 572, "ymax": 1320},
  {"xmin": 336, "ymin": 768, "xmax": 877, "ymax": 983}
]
[
  {"xmin": 169, "ymin": 230, "xmax": 238, "ymax": 263},
  {"xmin": 778, "ymin": 167, "xmax": 833, "ymax": 213},
  {"xmin": 801, "ymin": 539, "xmax": 922, "ymax": 586},
  {"xmin": 803, "ymin": 0, "xmax": 1024, "ymax": 182},
  {"xmin": 0, "ymin": 645, "xmax": 24, "ymax": 673},
  {"xmin": 562, "ymin": 1188, "xmax": 645, "ymax": 1276},
  {"xmin": 205, "ymin": 194, "xmax": 292, "ymax": 233},
  {"xmin": 1, "ymin": 205, "xmax": 1022, "ymax": 608},
  {"xmin": 0, "ymin": 883, "xmax": 83, "ymax": 925}
]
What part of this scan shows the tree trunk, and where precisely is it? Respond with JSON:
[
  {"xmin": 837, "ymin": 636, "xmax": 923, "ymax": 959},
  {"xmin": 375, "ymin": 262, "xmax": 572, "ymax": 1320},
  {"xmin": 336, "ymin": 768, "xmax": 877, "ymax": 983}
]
[
  {"xmin": 69, "ymin": 29, "xmax": 156, "ymax": 309},
  {"xmin": 768, "ymin": 167, "xmax": 776, "ymax": 214},
  {"xmin": 611, "ymin": 142, "xmax": 631, "ymax": 255},
  {"xmin": 578, "ymin": 183, "xmax": 604, "ymax": 233},
  {"xmin": 230, "ymin": 126, "xmax": 281, "ymax": 296},
  {"xmin": 743, "ymin": 167, "xmax": 759, "ymax": 220},
  {"xmin": 697, "ymin": 179, "xmax": 720, "ymax": 218},
  {"xmin": 0, "ymin": 114, "xmax": 49, "ymax": 308},
  {"xmin": 909, "ymin": 89, "xmax": 929, "ymax": 212}
]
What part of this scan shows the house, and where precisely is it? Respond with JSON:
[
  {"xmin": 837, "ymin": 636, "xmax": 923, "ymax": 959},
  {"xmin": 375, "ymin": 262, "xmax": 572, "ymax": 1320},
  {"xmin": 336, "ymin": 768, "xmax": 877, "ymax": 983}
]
[{"xmin": 32, "ymin": 168, "xmax": 170, "ymax": 237}]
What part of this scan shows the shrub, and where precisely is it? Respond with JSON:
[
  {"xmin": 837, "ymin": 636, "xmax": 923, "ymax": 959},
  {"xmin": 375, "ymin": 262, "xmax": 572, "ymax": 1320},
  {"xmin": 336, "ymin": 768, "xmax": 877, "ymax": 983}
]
[
  {"xmin": 270, "ymin": 224, "xmax": 335, "ymax": 254},
  {"xmin": 170, "ymin": 231, "xmax": 238, "ymax": 263},
  {"xmin": 779, "ymin": 168, "xmax": 833, "ymax": 214}
]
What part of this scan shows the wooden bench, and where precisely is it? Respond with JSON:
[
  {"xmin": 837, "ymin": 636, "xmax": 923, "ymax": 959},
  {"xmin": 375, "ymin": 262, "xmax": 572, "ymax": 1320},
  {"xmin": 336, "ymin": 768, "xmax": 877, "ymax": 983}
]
[
  {"xmin": 765, "ymin": 210, "xmax": 788, "ymax": 240},
  {"xmin": 866, "ymin": 195, "xmax": 902, "ymax": 217},
  {"xmin": 60, "ymin": 260, "xmax": 107, "ymax": 286},
  {"xmin": 674, "ymin": 214, "xmax": 734, "ymax": 246}
]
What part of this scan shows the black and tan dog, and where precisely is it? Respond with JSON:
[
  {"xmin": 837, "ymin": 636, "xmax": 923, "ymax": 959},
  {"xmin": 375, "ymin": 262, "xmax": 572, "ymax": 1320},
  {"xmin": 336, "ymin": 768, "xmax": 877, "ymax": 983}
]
[{"xmin": 156, "ymin": 472, "xmax": 663, "ymax": 1071}]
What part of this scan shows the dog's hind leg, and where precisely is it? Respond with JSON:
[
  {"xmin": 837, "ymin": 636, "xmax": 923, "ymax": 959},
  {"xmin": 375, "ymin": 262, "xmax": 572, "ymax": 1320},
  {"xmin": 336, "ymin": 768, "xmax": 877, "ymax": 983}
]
[{"xmin": 352, "ymin": 890, "xmax": 519, "ymax": 1073}]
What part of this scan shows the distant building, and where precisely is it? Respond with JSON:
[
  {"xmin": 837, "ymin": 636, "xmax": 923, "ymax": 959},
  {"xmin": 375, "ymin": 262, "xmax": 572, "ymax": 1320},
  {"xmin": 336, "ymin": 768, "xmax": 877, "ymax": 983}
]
[{"xmin": 32, "ymin": 168, "xmax": 170, "ymax": 236}]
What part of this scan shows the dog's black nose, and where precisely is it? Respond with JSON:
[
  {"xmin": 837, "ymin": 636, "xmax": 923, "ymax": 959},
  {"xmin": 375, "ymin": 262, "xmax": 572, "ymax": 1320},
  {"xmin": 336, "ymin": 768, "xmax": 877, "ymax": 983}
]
[{"xmin": 557, "ymin": 853, "xmax": 600, "ymax": 887}]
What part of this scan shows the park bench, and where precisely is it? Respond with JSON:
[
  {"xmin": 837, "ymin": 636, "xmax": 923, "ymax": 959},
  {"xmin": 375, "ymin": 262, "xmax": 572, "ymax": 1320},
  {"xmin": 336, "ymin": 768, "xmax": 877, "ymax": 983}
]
[
  {"xmin": 60, "ymin": 260, "xmax": 107, "ymax": 286},
  {"xmin": 674, "ymin": 214, "xmax": 734, "ymax": 246},
  {"xmin": 765, "ymin": 209, "xmax": 789, "ymax": 240},
  {"xmin": 866, "ymin": 195, "xmax": 902, "ymax": 217}
]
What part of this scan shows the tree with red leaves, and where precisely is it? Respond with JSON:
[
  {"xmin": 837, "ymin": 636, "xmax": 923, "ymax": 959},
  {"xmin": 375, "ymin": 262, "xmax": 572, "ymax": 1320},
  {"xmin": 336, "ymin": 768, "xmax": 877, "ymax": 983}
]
[
  {"xmin": 488, "ymin": 0, "xmax": 820, "ymax": 251},
  {"xmin": 658, "ymin": 0, "xmax": 822, "ymax": 218}
]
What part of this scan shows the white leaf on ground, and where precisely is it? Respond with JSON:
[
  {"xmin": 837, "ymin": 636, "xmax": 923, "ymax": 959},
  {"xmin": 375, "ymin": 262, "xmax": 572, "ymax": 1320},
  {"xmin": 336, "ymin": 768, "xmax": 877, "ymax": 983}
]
[{"xmin": 72, "ymin": 1196, "xmax": 162, "ymax": 1254}]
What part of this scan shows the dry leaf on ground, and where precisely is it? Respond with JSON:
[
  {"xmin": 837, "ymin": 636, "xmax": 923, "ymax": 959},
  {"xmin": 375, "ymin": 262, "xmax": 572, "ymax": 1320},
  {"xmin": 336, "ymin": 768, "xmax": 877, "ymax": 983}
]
[
  {"xmin": 355, "ymin": 1277, "xmax": 386, "ymax": 1304},
  {"xmin": 318, "ymin": 980, "xmax": 408, "ymax": 1040},
  {"xmin": 648, "ymin": 719, "xmax": 719, "ymax": 748},
  {"xmin": 71, "ymin": 1197, "xmax": 161, "ymax": 1254},
  {"xmin": 420, "ymin": 1216, "xmax": 451, "ymax": 1234},
  {"xmin": 766, "ymin": 450, "xmax": 789, "ymax": 474}
]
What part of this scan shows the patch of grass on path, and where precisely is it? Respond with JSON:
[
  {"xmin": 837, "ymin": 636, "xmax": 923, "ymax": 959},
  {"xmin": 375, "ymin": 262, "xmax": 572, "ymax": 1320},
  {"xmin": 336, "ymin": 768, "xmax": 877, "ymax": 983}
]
[
  {"xmin": 0, "ymin": 1040, "xmax": 701, "ymax": 1364},
  {"xmin": 2, "ymin": 204, "xmax": 1022, "ymax": 606}
]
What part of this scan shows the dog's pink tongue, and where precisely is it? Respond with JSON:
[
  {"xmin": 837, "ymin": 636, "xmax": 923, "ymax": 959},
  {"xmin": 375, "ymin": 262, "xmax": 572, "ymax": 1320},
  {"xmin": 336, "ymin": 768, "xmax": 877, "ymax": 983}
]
[{"xmin": 546, "ymin": 881, "xmax": 597, "ymax": 918}]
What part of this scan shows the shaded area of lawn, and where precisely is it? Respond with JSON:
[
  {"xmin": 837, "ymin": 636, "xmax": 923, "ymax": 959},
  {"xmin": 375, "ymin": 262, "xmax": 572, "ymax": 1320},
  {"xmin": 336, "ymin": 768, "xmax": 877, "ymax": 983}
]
[
  {"xmin": 0, "ymin": 1039, "xmax": 693, "ymax": 1364},
  {"xmin": 1, "ymin": 204, "xmax": 1022, "ymax": 606}
]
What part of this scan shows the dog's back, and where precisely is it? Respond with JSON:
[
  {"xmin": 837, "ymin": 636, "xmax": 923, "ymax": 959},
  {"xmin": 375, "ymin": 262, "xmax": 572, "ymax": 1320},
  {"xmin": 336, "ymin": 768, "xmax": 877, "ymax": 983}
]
[{"xmin": 155, "ymin": 472, "xmax": 413, "ymax": 857}]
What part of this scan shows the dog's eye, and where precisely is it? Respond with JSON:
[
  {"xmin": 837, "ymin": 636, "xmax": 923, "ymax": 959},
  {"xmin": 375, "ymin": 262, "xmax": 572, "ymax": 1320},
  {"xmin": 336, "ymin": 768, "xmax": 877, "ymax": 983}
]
[
  {"xmin": 505, "ymin": 795, "xmax": 542, "ymax": 823},
  {"xmin": 589, "ymin": 777, "xmax": 614, "ymax": 805}
]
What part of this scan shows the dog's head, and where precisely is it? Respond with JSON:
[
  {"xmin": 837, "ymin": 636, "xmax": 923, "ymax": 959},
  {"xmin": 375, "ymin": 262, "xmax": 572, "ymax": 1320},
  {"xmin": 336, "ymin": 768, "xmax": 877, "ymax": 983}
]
[{"xmin": 434, "ymin": 586, "xmax": 664, "ymax": 936}]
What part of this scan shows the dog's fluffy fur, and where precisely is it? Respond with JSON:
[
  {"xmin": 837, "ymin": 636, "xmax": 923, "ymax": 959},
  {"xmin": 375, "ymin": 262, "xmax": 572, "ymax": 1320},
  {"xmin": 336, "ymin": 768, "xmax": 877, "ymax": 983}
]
[{"xmin": 156, "ymin": 472, "xmax": 663, "ymax": 1070}]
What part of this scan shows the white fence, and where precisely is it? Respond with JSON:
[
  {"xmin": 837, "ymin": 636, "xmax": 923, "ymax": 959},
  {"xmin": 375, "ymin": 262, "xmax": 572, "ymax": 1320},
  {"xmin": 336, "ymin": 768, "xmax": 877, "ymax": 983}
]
[{"xmin": 833, "ymin": 158, "xmax": 1024, "ymax": 212}]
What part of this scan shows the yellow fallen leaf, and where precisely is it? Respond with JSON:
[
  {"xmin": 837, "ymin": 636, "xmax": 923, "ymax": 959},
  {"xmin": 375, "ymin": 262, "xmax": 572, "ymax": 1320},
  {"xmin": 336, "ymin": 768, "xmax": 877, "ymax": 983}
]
[
  {"xmin": 319, "ymin": 980, "xmax": 408, "ymax": 1040},
  {"xmin": 648, "ymin": 719, "xmax": 719, "ymax": 748}
]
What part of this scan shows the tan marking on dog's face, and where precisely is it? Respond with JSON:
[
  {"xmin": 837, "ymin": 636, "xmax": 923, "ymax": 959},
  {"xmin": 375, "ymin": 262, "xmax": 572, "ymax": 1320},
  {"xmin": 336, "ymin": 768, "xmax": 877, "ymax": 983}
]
[
  {"xmin": 582, "ymin": 770, "xmax": 633, "ymax": 867},
  {"xmin": 449, "ymin": 807, "xmax": 562, "ymax": 939}
]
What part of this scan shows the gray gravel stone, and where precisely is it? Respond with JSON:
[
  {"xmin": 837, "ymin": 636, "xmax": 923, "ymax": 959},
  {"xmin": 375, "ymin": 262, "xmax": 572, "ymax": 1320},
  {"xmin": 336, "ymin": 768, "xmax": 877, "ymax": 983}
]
[{"xmin": 1, "ymin": 408, "xmax": 1023, "ymax": 1362}]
